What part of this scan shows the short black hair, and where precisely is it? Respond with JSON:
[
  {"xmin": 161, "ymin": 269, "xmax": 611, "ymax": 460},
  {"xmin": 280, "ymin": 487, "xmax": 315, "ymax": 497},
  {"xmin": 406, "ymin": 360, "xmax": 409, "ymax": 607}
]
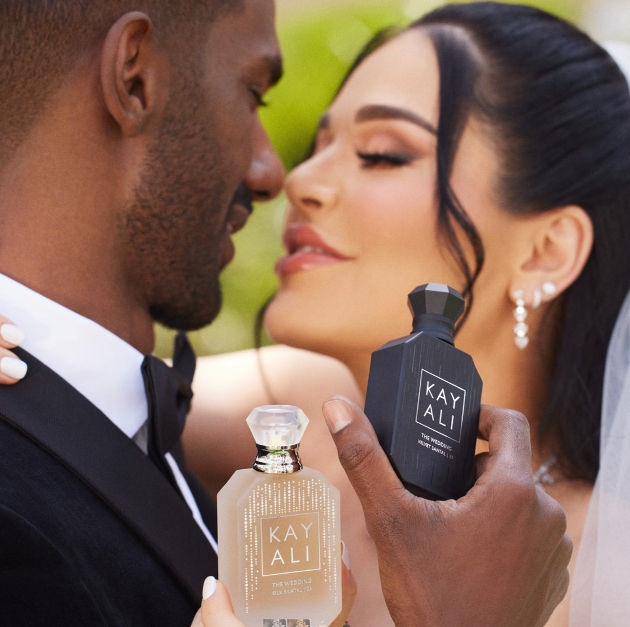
[
  {"xmin": 0, "ymin": 0, "xmax": 242, "ymax": 160},
  {"xmin": 350, "ymin": 2, "xmax": 630, "ymax": 482}
]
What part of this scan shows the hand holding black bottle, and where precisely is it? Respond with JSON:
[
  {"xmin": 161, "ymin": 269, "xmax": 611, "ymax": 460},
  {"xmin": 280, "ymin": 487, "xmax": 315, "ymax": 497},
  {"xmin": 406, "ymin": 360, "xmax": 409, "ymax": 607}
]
[{"xmin": 364, "ymin": 283, "xmax": 482, "ymax": 500}]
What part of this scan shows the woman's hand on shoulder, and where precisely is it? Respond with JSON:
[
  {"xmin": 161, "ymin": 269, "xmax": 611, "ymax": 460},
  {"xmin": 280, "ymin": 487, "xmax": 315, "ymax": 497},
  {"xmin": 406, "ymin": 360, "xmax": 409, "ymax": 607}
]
[
  {"xmin": 0, "ymin": 316, "xmax": 27, "ymax": 384},
  {"xmin": 193, "ymin": 553, "xmax": 356, "ymax": 627}
]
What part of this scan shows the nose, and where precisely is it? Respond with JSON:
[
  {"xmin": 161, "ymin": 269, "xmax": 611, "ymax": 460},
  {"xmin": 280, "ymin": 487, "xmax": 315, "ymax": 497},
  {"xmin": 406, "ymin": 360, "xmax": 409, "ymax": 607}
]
[
  {"xmin": 243, "ymin": 122, "xmax": 285, "ymax": 202},
  {"xmin": 285, "ymin": 151, "xmax": 339, "ymax": 214}
]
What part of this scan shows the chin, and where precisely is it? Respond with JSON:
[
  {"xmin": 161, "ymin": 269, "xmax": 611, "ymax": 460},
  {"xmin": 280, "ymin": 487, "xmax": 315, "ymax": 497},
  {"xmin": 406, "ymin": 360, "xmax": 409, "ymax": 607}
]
[{"xmin": 150, "ymin": 280, "xmax": 223, "ymax": 332}]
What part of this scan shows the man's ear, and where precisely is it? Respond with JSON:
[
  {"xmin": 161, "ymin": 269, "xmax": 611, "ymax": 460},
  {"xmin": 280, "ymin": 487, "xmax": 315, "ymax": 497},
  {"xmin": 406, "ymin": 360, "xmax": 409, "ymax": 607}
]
[
  {"xmin": 100, "ymin": 12, "xmax": 162, "ymax": 137},
  {"xmin": 509, "ymin": 205, "xmax": 594, "ymax": 304}
]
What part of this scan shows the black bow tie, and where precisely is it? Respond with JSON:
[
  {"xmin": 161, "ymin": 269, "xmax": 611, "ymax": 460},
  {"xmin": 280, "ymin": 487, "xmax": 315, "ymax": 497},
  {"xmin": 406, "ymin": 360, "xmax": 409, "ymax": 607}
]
[{"xmin": 141, "ymin": 332, "xmax": 196, "ymax": 490}]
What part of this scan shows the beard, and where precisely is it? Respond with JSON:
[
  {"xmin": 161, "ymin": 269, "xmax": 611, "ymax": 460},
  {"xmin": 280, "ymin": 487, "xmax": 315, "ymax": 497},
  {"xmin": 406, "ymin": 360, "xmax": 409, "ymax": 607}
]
[{"xmin": 120, "ymin": 89, "xmax": 237, "ymax": 331}]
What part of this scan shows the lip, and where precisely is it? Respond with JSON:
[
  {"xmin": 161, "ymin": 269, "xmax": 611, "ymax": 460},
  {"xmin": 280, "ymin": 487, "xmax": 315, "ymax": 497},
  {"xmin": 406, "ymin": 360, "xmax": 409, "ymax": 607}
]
[
  {"xmin": 219, "ymin": 202, "xmax": 251, "ymax": 269},
  {"xmin": 275, "ymin": 224, "xmax": 351, "ymax": 278}
]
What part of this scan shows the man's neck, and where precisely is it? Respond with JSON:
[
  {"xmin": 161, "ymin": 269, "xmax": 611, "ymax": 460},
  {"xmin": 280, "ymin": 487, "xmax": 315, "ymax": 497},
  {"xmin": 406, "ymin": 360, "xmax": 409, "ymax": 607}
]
[{"xmin": 0, "ymin": 106, "xmax": 155, "ymax": 354}]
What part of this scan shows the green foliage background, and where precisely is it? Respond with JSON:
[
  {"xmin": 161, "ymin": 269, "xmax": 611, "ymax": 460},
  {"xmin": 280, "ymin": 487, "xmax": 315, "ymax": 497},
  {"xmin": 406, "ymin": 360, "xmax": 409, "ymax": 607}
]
[{"xmin": 154, "ymin": 0, "xmax": 585, "ymax": 359}]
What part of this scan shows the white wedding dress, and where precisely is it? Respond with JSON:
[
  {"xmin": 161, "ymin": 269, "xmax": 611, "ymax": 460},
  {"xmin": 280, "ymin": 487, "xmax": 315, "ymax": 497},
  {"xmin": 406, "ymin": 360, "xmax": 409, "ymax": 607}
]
[{"xmin": 570, "ymin": 43, "xmax": 630, "ymax": 615}]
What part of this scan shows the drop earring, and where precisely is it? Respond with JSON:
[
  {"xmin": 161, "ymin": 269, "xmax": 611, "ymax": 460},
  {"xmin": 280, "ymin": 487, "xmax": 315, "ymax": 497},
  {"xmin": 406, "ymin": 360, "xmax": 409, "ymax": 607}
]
[
  {"xmin": 532, "ymin": 287, "xmax": 542, "ymax": 309},
  {"xmin": 513, "ymin": 289, "xmax": 529, "ymax": 349}
]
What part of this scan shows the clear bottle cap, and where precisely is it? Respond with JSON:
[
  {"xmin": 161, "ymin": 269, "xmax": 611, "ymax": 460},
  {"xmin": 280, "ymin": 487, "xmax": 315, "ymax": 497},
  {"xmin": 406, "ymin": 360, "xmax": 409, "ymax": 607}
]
[{"xmin": 246, "ymin": 405, "xmax": 309, "ymax": 448}]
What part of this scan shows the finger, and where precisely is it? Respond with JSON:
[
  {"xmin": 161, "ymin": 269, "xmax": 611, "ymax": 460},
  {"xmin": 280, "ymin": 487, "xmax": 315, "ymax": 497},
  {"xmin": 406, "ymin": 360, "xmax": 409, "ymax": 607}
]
[
  {"xmin": 0, "ymin": 318, "xmax": 25, "ymax": 349},
  {"xmin": 0, "ymin": 348, "xmax": 28, "ymax": 384},
  {"xmin": 476, "ymin": 404, "xmax": 533, "ymax": 483},
  {"xmin": 200, "ymin": 578, "xmax": 245, "ymax": 627},
  {"xmin": 322, "ymin": 396, "xmax": 409, "ymax": 522},
  {"xmin": 474, "ymin": 451, "xmax": 489, "ymax": 480}
]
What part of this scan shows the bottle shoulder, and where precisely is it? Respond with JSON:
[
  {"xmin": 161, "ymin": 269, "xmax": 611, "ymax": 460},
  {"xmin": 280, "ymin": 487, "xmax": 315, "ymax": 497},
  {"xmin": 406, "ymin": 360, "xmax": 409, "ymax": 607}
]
[
  {"xmin": 218, "ymin": 466, "xmax": 339, "ymax": 496},
  {"xmin": 372, "ymin": 331, "xmax": 481, "ymax": 390}
]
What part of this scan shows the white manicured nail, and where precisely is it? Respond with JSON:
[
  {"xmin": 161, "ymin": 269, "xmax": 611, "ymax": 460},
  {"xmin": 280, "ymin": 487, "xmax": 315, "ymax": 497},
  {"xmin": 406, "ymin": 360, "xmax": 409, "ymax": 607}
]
[
  {"xmin": 202, "ymin": 576, "xmax": 217, "ymax": 600},
  {"xmin": 1, "ymin": 324, "xmax": 25, "ymax": 346},
  {"xmin": 1, "ymin": 357, "xmax": 28, "ymax": 380}
]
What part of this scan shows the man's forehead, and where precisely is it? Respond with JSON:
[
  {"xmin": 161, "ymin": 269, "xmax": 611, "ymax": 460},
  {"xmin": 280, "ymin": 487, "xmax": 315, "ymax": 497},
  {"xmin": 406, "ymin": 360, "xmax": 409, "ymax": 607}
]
[
  {"xmin": 206, "ymin": 0, "xmax": 281, "ymax": 72},
  {"xmin": 211, "ymin": 0, "xmax": 277, "ymax": 44}
]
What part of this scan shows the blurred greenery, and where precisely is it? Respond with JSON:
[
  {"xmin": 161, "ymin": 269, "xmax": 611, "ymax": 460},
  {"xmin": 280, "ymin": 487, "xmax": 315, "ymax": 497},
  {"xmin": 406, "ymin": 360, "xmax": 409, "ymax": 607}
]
[{"xmin": 154, "ymin": 0, "xmax": 586, "ymax": 359}]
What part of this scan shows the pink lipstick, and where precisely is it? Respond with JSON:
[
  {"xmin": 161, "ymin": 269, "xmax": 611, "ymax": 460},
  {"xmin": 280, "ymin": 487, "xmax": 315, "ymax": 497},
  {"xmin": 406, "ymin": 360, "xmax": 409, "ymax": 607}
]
[{"xmin": 275, "ymin": 224, "xmax": 351, "ymax": 277}]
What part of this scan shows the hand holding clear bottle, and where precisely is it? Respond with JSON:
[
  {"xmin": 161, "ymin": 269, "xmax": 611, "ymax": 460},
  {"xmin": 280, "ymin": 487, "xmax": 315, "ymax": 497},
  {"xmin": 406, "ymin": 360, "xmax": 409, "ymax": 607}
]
[{"xmin": 191, "ymin": 565, "xmax": 356, "ymax": 627}]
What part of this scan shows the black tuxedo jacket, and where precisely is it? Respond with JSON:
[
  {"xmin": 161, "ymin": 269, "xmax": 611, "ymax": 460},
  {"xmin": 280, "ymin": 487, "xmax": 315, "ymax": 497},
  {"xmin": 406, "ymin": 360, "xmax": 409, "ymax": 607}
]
[{"xmin": 0, "ymin": 348, "xmax": 218, "ymax": 626}]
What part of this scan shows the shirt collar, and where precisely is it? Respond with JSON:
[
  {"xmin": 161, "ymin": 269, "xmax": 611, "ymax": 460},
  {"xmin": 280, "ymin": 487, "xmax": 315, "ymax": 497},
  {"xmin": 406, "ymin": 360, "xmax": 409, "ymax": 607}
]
[{"xmin": 0, "ymin": 273, "xmax": 148, "ymax": 438}]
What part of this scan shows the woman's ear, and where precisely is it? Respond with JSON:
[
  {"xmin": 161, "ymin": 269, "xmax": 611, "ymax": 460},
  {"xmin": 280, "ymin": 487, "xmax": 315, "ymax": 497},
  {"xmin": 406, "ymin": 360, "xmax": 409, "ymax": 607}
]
[
  {"xmin": 509, "ymin": 205, "xmax": 594, "ymax": 305},
  {"xmin": 100, "ymin": 12, "xmax": 161, "ymax": 137}
]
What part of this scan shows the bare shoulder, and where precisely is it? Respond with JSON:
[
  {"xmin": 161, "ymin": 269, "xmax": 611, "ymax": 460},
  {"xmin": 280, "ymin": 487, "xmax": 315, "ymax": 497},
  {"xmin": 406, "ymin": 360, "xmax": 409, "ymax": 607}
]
[
  {"xmin": 192, "ymin": 348, "xmax": 269, "ymax": 417},
  {"xmin": 183, "ymin": 346, "xmax": 361, "ymax": 496},
  {"xmin": 256, "ymin": 344, "xmax": 363, "ymax": 406},
  {"xmin": 190, "ymin": 344, "xmax": 360, "ymax": 412}
]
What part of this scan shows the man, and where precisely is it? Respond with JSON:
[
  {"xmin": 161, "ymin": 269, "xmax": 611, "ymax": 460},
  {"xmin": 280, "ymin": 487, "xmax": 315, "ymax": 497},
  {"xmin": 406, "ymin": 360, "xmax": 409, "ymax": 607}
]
[
  {"xmin": 0, "ymin": 1, "xmax": 570, "ymax": 626},
  {"xmin": 0, "ymin": 1, "xmax": 283, "ymax": 625}
]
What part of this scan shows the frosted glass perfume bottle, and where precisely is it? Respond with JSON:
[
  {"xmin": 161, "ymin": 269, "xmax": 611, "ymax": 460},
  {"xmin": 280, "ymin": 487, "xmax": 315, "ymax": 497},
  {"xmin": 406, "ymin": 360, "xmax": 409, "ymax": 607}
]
[
  {"xmin": 218, "ymin": 406, "xmax": 342, "ymax": 627},
  {"xmin": 364, "ymin": 283, "xmax": 483, "ymax": 500}
]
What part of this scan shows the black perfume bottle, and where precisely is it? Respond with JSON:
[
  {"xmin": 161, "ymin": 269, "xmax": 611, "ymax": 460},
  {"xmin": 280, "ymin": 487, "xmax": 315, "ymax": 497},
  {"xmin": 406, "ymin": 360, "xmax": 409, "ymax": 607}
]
[{"xmin": 364, "ymin": 283, "xmax": 482, "ymax": 500}]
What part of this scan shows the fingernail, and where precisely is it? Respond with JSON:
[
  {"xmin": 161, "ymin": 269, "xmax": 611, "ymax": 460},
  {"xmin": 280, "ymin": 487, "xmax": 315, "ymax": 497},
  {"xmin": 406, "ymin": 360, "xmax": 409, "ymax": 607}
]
[
  {"xmin": 323, "ymin": 399, "xmax": 353, "ymax": 434},
  {"xmin": 1, "ymin": 357, "xmax": 28, "ymax": 380},
  {"xmin": 202, "ymin": 576, "xmax": 217, "ymax": 600},
  {"xmin": 1, "ymin": 324, "xmax": 25, "ymax": 346},
  {"xmin": 341, "ymin": 540, "xmax": 350, "ymax": 569}
]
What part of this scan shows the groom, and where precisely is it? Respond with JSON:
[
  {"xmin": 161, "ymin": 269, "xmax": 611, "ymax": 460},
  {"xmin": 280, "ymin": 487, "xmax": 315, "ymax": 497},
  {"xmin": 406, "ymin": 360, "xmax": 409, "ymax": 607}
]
[
  {"xmin": 0, "ymin": 0, "xmax": 570, "ymax": 626},
  {"xmin": 0, "ymin": 1, "xmax": 283, "ymax": 625}
]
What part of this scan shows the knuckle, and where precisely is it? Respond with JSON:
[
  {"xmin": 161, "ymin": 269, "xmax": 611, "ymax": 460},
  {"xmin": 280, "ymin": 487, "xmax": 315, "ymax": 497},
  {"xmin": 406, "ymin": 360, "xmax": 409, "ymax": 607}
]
[
  {"xmin": 366, "ymin": 487, "xmax": 418, "ymax": 544},
  {"xmin": 337, "ymin": 437, "xmax": 379, "ymax": 475},
  {"xmin": 503, "ymin": 408, "xmax": 531, "ymax": 433},
  {"xmin": 561, "ymin": 533, "xmax": 574, "ymax": 562},
  {"xmin": 539, "ymin": 490, "xmax": 569, "ymax": 536}
]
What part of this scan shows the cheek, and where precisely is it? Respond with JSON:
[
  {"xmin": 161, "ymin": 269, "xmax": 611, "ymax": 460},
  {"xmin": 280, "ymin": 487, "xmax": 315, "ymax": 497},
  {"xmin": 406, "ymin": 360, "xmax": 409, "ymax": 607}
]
[{"xmin": 346, "ymin": 174, "xmax": 443, "ymax": 277}]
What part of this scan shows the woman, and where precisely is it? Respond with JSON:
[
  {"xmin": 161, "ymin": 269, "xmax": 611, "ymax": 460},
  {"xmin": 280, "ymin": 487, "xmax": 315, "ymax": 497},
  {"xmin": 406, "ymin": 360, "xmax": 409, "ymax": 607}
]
[{"xmin": 2, "ymin": 3, "xmax": 629, "ymax": 625}]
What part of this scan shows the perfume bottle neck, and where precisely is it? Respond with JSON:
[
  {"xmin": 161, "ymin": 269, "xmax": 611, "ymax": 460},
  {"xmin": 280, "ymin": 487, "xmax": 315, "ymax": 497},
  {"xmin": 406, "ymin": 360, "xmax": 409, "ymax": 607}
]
[
  {"xmin": 253, "ymin": 444, "xmax": 302, "ymax": 473},
  {"xmin": 412, "ymin": 313, "xmax": 454, "ymax": 345}
]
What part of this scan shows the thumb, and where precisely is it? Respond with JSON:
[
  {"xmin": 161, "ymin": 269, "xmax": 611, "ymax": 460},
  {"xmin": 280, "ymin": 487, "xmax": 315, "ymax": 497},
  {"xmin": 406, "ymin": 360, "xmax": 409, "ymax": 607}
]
[
  {"xmin": 198, "ymin": 577, "xmax": 245, "ymax": 627},
  {"xmin": 322, "ymin": 396, "xmax": 409, "ymax": 527}
]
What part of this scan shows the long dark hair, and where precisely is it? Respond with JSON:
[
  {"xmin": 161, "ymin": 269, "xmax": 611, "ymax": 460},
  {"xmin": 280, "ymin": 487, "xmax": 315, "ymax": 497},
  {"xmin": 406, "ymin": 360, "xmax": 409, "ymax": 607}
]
[{"xmin": 351, "ymin": 2, "xmax": 630, "ymax": 482}]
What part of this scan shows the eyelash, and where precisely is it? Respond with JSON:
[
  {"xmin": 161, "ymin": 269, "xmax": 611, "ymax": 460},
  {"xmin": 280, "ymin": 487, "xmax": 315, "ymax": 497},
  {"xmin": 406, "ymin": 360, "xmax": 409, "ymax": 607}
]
[{"xmin": 356, "ymin": 151, "xmax": 415, "ymax": 168}]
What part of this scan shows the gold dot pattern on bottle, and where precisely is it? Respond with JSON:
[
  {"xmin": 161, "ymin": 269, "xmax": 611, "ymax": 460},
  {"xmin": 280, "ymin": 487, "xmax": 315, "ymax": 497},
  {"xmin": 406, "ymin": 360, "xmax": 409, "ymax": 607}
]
[{"xmin": 242, "ymin": 475, "xmax": 340, "ymax": 616}]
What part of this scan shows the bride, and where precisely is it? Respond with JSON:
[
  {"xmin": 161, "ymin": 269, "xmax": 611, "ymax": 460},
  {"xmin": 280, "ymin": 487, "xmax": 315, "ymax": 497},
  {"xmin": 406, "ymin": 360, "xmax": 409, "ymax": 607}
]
[
  {"xmin": 1, "ymin": 3, "xmax": 629, "ymax": 626},
  {"xmin": 184, "ymin": 5, "xmax": 630, "ymax": 625}
]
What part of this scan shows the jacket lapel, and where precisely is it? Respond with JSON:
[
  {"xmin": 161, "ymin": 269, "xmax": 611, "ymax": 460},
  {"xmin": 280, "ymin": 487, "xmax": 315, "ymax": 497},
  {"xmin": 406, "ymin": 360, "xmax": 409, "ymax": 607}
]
[{"xmin": 0, "ymin": 348, "xmax": 217, "ymax": 603}]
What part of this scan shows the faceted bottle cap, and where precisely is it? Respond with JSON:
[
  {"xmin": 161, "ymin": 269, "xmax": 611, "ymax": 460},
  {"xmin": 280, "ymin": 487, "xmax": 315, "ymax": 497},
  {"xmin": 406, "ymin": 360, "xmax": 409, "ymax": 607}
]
[
  {"xmin": 408, "ymin": 283, "xmax": 465, "ymax": 323},
  {"xmin": 246, "ymin": 405, "xmax": 309, "ymax": 448}
]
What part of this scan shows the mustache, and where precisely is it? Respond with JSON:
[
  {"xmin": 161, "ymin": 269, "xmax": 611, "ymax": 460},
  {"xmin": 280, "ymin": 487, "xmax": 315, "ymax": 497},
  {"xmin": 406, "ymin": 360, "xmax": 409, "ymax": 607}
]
[{"xmin": 231, "ymin": 184, "xmax": 254, "ymax": 214}]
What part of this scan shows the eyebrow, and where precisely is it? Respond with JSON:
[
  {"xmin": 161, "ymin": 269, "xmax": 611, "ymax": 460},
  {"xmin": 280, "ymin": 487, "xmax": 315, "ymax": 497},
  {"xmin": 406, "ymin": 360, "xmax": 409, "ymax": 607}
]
[{"xmin": 355, "ymin": 104, "xmax": 438, "ymax": 135}]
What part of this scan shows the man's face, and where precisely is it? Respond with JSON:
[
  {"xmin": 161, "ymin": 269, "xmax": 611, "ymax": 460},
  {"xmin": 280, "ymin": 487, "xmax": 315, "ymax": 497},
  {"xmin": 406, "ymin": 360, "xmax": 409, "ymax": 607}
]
[{"xmin": 121, "ymin": 0, "xmax": 283, "ymax": 331}]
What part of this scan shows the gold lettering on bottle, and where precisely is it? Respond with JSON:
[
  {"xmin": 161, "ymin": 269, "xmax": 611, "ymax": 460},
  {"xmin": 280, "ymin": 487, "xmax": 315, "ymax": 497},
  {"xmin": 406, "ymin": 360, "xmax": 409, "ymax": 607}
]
[{"xmin": 271, "ymin": 549, "xmax": 285, "ymax": 566}]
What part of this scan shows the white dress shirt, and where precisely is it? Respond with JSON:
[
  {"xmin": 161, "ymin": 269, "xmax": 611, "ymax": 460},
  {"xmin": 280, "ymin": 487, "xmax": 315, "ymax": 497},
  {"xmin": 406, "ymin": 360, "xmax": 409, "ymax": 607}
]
[{"xmin": 0, "ymin": 272, "xmax": 217, "ymax": 553}]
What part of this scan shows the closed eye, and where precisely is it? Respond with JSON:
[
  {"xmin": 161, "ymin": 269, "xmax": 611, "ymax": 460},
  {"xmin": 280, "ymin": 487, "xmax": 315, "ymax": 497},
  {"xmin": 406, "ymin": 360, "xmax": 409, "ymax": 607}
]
[{"xmin": 357, "ymin": 151, "xmax": 416, "ymax": 168}]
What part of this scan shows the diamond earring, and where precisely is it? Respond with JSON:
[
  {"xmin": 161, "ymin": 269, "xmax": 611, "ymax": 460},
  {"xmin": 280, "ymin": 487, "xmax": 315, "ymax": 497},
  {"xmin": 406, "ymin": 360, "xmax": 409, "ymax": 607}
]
[
  {"xmin": 542, "ymin": 281, "xmax": 557, "ymax": 296},
  {"xmin": 513, "ymin": 289, "xmax": 529, "ymax": 349}
]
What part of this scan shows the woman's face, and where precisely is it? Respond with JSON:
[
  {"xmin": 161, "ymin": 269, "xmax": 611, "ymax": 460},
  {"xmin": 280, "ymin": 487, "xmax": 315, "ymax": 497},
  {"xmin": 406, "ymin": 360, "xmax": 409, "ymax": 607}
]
[{"xmin": 265, "ymin": 30, "xmax": 521, "ymax": 366}]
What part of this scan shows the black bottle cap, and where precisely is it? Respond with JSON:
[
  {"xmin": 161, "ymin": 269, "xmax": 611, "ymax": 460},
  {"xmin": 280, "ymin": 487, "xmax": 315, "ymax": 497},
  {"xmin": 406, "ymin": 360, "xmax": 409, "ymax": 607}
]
[{"xmin": 408, "ymin": 283, "xmax": 465, "ymax": 344}]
